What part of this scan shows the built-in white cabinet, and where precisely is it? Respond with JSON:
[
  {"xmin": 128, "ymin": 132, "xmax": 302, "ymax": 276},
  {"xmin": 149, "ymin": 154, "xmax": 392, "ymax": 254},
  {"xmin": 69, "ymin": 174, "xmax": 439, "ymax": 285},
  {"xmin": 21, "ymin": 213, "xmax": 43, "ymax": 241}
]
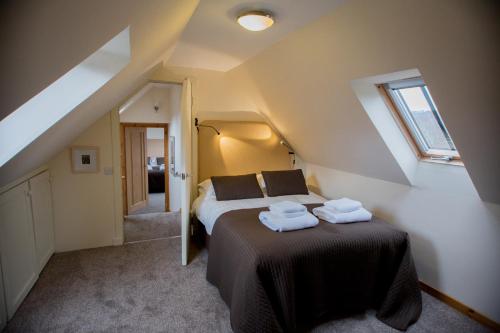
[
  {"xmin": 0, "ymin": 169, "xmax": 55, "ymax": 321},
  {"xmin": 29, "ymin": 171, "xmax": 55, "ymax": 272}
]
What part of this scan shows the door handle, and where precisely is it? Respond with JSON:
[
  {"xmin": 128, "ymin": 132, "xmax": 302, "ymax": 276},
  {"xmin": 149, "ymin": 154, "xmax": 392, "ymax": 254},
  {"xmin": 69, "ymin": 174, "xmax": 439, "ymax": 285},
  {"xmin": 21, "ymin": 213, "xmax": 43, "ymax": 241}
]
[
  {"xmin": 174, "ymin": 172, "xmax": 189, "ymax": 180},
  {"xmin": 121, "ymin": 176, "xmax": 126, "ymax": 179}
]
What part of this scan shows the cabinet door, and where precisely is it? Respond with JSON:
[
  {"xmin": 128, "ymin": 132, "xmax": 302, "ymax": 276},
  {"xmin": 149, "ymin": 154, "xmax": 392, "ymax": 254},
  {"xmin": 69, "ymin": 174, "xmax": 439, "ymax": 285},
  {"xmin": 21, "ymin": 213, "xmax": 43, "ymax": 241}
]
[
  {"xmin": 0, "ymin": 182, "xmax": 38, "ymax": 319},
  {"xmin": 29, "ymin": 170, "xmax": 55, "ymax": 272}
]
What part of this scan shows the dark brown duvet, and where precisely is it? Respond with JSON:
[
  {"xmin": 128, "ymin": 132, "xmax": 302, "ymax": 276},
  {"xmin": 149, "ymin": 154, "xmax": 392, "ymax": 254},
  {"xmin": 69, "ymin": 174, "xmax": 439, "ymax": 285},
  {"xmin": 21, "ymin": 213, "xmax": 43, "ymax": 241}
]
[{"xmin": 206, "ymin": 204, "xmax": 422, "ymax": 333}]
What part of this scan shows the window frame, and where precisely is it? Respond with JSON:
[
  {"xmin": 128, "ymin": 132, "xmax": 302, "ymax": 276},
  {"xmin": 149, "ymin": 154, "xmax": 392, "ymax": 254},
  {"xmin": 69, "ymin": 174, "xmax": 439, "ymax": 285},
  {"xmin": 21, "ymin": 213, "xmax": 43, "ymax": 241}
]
[{"xmin": 377, "ymin": 78, "xmax": 462, "ymax": 165}]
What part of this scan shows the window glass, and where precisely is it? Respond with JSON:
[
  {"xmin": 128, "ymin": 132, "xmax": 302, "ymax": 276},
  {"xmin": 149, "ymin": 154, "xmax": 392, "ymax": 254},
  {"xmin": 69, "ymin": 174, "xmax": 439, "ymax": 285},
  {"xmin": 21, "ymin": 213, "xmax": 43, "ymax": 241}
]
[{"xmin": 385, "ymin": 78, "xmax": 459, "ymax": 159}]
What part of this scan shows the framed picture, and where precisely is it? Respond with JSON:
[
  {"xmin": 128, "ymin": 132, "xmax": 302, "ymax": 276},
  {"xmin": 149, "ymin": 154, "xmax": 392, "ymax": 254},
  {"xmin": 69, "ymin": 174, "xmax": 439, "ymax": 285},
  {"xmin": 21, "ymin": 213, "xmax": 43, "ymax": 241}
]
[{"xmin": 71, "ymin": 146, "xmax": 100, "ymax": 173}]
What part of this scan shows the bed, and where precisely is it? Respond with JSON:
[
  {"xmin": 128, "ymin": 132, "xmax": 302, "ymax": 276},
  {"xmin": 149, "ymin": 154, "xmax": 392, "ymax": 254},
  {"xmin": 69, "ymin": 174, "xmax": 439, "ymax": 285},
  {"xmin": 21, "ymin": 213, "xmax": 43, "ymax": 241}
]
[
  {"xmin": 148, "ymin": 169, "xmax": 165, "ymax": 193},
  {"xmin": 147, "ymin": 157, "xmax": 165, "ymax": 193},
  {"xmin": 192, "ymin": 173, "xmax": 422, "ymax": 333}
]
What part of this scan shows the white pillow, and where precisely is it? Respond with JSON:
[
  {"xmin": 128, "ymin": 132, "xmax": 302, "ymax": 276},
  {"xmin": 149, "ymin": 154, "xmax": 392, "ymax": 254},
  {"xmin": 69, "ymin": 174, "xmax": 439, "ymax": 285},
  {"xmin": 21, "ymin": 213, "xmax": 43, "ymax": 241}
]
[
  {"xmin": 198, "ymin": 179, "xmax": 215, "ymax": 197},
  {"xmin": 160, "ymin": 164, "xmax": 165, "ymax": 171},
  {"xmin": 147, "ymin": 165, "xmax": 153, "ymax": 171}
]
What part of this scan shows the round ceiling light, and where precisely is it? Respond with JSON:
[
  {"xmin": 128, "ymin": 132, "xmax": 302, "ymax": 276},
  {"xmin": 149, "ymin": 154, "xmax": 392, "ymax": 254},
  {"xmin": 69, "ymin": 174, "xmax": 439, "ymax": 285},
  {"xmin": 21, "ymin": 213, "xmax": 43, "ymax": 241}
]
[{"xmin": 237, "ymin": 11, "xmax": 274, "ymax": 31}]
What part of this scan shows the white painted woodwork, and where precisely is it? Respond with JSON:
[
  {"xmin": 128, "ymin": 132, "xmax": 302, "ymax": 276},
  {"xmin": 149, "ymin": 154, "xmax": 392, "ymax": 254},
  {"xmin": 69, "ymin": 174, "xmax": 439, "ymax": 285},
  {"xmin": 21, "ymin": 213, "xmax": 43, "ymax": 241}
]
[
  {"xmin": 125, "ymin": 126, "xmax": 148, "ymax": 214},
  {"xmin": 180, "ymin": 78, "xmax": 192, "ymax": 265},
  {"xmin": 28, "ymin": 170, "xmax": 55, "ymax": 272},
  {"xmin": 0, "ymin": 182, "xmax": 38, "ymax": 319}
]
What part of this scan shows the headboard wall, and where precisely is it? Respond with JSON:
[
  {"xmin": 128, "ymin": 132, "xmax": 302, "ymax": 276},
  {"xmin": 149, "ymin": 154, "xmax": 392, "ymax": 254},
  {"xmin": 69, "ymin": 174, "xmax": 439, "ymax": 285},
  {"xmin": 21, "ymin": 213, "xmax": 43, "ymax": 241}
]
[{"xmin": 198, "ymin": 120, "xmax": 291, "ymax": 181}]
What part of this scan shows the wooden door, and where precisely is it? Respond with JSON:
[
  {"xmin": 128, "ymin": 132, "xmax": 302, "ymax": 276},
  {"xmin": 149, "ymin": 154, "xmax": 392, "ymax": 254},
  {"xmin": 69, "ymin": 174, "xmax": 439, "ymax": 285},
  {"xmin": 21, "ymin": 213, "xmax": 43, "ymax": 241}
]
[
  {"xmin": 28, "ymin": 170, "xmax": 55, "ymax": 272},
  {"xmin": 180, "ymin": 79, "xmax": 192, "ymax": 265},
  {"xmin": 125, "ymin": 127, "xmax": 148, "ymax": 214},
  {"xmin": 0, "ymin": 182, "xmax": 38, "ymax": 319}
]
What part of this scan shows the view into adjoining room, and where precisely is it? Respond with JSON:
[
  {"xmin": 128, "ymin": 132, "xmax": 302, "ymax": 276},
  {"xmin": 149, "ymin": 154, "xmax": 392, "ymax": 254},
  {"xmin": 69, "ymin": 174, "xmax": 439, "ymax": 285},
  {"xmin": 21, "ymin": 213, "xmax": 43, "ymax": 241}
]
[{"xmin": 119, "ymin": 83, "xmax": 183, "ymax": 243}]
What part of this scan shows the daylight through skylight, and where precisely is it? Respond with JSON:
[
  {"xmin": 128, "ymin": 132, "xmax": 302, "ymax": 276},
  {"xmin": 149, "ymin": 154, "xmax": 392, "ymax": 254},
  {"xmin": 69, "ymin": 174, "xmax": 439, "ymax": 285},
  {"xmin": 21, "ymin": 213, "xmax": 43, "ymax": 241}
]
[
  {"xmin": 0, "ymin": 27, "xmax": 131, "ymax": 167},
  {"xmin": 384, "ymin": 78, "xmax": 459, "ymax": 161}
]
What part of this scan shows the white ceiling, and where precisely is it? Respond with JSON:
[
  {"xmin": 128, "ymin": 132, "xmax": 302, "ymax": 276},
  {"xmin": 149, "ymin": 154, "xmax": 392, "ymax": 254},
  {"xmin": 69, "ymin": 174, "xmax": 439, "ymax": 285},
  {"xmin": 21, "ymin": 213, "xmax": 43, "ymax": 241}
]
[{"xmin": 167, "ymin": 0, "xmax": 345, "ymax": 72}]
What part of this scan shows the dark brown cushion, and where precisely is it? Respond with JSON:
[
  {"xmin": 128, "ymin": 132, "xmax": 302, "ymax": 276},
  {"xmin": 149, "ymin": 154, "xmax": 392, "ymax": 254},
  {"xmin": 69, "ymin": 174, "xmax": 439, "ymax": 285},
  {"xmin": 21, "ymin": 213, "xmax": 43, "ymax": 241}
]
[
  {"xmin": 211, "ymin": 174, "xmax": 264, "ymax": 201},
  {"xmin": 261, "ymin": 169, "xmax": 309, "ymax": 196}
]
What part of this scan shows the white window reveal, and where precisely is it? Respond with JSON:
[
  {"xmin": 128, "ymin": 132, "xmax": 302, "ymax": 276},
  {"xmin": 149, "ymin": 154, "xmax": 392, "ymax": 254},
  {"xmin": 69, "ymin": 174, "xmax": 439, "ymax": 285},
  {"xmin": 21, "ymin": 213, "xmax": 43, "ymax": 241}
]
[{"xmin": 0, "ymin": 27, "xmax": 131, "ymax": 167}]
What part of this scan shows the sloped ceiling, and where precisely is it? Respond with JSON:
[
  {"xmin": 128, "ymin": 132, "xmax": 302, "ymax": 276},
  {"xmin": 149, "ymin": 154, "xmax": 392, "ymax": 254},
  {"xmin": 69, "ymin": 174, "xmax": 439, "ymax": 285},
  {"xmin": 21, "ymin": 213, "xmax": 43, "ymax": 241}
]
[
  {"xmin": 223, "ymin": 0, "xmax": 500, "ymax": 203},
  {"xmin": 0, "ymin": 0, "xmax": 199, "ymax": 186},
  {"xmin": 167, "ymin": 0, "xmax": 345, "ymax": 72}
]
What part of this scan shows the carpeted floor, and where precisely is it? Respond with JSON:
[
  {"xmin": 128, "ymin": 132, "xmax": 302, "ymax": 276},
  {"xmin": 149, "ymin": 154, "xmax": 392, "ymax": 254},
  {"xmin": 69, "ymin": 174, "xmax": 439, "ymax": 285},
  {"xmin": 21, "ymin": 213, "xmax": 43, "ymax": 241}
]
[
  {"xmin": 129, "ymin": 193, "xmax": 165, "ymax": 215},
  {"xmin": 124, "ymin": 211, "xmax": 181, "ymax": 243},
  {"xmin": 3, "ymin": 238, "xmax": 494, "ymax": 333}
]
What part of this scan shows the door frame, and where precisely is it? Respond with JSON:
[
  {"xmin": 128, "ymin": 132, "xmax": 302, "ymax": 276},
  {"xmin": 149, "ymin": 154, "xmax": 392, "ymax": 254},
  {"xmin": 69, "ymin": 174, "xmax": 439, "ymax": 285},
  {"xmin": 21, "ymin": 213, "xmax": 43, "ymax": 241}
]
[{"xmin": 120, "ymin": 122, "xmax": 169, "ymax": 215}]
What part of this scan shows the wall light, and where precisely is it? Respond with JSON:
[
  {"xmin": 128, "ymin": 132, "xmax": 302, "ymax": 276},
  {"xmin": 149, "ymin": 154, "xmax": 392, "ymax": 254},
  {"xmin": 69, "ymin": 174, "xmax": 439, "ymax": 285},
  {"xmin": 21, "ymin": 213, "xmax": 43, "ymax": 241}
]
[
  {"xmin": 237, "ymin": 11, "xmax": 274, "ymax": 31},
  {"xmin": 195, "ymin": 118, "xmax": 220, "ymax": 135}
]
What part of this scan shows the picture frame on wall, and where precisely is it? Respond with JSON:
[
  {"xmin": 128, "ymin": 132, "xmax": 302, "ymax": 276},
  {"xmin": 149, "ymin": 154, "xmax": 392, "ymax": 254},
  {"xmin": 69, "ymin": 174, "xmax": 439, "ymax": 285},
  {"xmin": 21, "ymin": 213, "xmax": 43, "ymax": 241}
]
[{"xmin": 70, "ymin": 146, "xmax": 100, "ymax": 173}]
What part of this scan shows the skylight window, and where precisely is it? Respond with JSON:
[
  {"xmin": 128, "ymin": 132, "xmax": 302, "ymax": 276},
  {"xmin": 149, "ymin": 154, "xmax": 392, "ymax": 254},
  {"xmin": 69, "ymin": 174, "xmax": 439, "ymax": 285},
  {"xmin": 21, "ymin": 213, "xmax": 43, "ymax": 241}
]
[
  {"xmin": 380, "ymin": 78, "xmax": 460, "ymax": 162},
  {"xmin": 0, "ymin": 27, "xmax": 130, "ymax": 167}
]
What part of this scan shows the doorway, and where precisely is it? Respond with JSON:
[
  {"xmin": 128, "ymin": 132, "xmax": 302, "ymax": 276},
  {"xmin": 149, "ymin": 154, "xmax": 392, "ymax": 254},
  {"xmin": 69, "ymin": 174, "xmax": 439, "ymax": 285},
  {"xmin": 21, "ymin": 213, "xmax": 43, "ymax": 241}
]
[
  {"xmin": 120, "ymin": 123, "xmax": 180, "ymax": 243},
  {"xmin": 121, "ymin": 123, "xmax": 169, "ymax": 215},
  {"xmin": 116, "ymin": 80, "xmax": 189, "ymax": 263}
]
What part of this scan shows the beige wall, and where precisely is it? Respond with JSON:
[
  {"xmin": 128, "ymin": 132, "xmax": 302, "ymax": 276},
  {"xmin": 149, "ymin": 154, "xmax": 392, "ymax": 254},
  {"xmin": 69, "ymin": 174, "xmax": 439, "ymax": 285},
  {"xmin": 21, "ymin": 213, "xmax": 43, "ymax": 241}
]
[
  {"xmin": 198, "ymin": 121, "xmax": 291, "ymax": 181},
  {"xmin": 147, "ymin": 139, "xmax": 164, "ymax": 158},
  {"xmin": 49, "ymin": 113, "xmax": 120, "ymax": 252}
]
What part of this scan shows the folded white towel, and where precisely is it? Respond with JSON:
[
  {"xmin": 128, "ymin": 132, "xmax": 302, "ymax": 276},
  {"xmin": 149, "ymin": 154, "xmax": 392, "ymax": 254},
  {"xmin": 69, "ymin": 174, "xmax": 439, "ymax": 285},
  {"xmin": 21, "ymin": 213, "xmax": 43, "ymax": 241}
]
[
  {"xmin": 259, "ymin": 211, "xmax": 318, "ymax": 232},
  {"xmin": 312, "ymin": 206, "xmax": 372, "ymax": 224},
  {"xmin": 269, "ymin": 201, "xmax": 307, "ymax": 215},
  {"xmin": 277, "ymin": 211, "xmax": 307, "ymax": 219},
  {"xmin": 324, "ymin": 197, "xmax": 362, "ymax": 213}
]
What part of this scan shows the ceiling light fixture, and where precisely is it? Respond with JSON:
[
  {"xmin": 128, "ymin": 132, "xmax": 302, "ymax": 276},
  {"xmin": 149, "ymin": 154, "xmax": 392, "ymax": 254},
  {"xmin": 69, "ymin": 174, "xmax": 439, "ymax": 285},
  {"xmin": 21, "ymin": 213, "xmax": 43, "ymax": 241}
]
[{"xmin": 237, "ymin": 11, "xmax": 274, "ymax": 31}]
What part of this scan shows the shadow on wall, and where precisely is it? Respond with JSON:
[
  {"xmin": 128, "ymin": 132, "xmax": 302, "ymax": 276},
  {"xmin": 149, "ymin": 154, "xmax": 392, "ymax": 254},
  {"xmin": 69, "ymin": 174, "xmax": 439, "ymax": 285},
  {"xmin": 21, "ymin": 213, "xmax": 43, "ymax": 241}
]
[
  {"xmin": 198, "ymin": 120, "xmax": 291, "ymax": 181},
  {"xmin": 306, "ymin": 174, "xmax": 321, "ymax": 195}
]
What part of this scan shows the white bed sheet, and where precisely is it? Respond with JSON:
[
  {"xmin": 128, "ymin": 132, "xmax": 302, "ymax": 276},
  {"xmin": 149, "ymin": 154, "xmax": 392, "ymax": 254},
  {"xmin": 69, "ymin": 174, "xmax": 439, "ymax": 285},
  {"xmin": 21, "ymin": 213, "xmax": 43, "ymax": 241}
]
[{"xmin": 192, "ymin": 192, "xmax": 326, "ymax": 235}]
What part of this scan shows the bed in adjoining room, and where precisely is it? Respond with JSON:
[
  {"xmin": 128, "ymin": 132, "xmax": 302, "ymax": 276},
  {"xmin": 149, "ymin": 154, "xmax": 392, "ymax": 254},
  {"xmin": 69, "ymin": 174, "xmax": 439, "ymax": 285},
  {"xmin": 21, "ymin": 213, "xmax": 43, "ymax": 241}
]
[
  {"xmin": 147, "ymin": 157, "xmax": 165, "ymax": 193},
  {"xmin": 192, "ymin": 170, "xmax": 422, "ymax": 333}
]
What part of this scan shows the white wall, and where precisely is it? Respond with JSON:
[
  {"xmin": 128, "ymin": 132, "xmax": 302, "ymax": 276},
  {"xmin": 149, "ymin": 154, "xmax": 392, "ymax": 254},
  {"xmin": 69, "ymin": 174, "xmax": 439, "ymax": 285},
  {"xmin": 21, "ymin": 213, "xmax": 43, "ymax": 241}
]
[
  {"xmin": 305, "ymin": 163, "xmax": 500, "ymax": 322},
  {"xmin": 147, "ymin": 128, "xmax": 164, "ymax": 139},
  {"xmin": 119, "ymin": 87, "xmax": 170, "ymax": 123}
]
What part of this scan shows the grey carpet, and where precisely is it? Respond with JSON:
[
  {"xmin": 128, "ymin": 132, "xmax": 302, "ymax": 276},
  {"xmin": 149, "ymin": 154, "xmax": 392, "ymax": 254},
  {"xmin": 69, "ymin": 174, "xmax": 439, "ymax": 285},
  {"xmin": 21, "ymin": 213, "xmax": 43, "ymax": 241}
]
[
  {"xmin": 129, "ymin": 193, "xmax": 165, "ymax": 215},
  {"xmin": 4, "ymin": 238, "xmax": 494, "ymax": 333},
  {"xmin": 124, "ymin": 211, "xmax": 180, "ymax": 243}
]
